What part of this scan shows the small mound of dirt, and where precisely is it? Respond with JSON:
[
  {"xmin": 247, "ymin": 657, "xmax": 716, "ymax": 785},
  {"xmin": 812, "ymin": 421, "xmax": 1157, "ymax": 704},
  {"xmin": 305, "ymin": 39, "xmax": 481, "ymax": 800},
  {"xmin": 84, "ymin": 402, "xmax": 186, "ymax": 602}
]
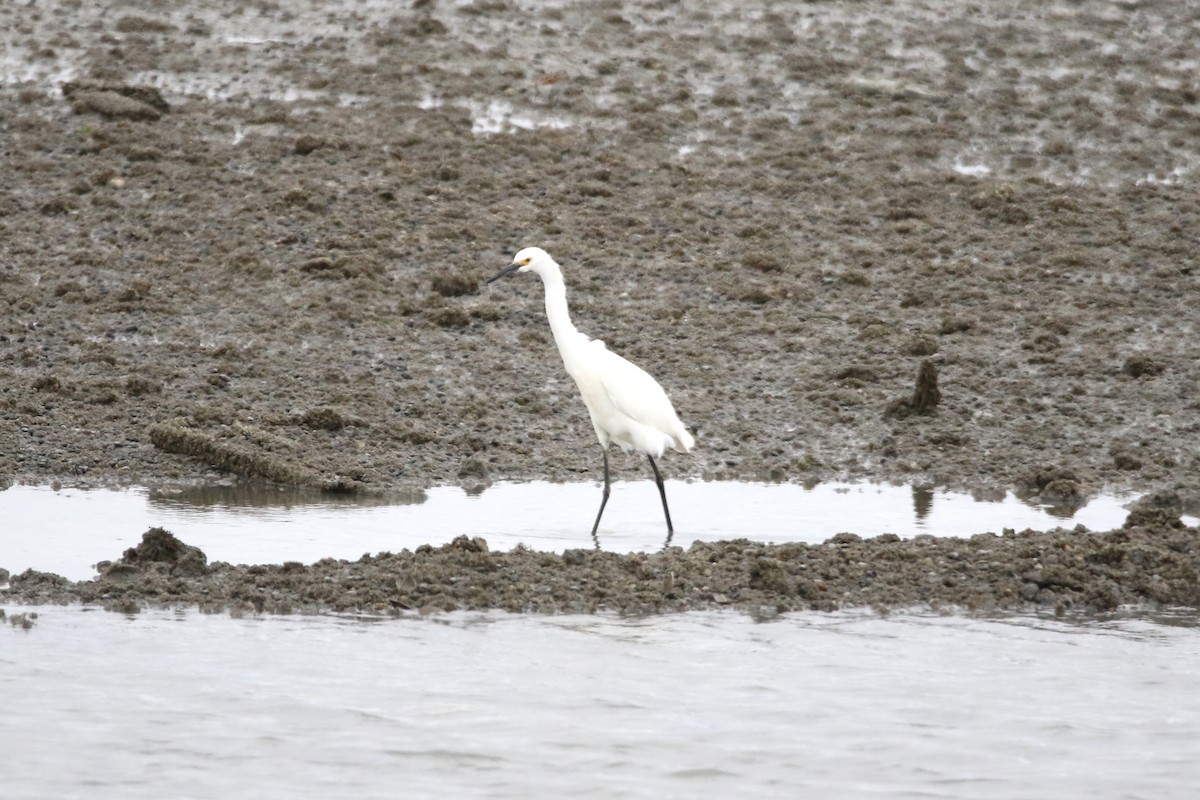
[
  {"xmin": 1124, "ymin": 490, "xmax": 1185, "ymax": 529},
  {"xmin": 104, "ymin": 527, "xmax": 210, "ymax": 578},
  {"xmin": 1122, "ymin": 356, "xmax": 1166, "ymax": 379}
]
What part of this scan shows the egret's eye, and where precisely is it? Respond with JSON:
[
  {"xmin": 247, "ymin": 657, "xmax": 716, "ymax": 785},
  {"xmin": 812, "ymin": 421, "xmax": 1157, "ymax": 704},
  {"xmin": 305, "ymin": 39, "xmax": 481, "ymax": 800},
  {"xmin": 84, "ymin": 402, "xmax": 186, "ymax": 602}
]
[{"xmin": 519, "ymin": 258, "xmax": 531, "ymax": 266}]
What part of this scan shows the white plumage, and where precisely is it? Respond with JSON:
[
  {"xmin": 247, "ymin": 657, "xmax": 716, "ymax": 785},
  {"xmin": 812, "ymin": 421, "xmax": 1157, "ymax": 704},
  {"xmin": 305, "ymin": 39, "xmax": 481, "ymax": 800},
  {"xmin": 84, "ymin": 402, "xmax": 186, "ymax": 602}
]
[{"xmin": 488, "ymin": 246, "xmax": 694, "ymax": 544}]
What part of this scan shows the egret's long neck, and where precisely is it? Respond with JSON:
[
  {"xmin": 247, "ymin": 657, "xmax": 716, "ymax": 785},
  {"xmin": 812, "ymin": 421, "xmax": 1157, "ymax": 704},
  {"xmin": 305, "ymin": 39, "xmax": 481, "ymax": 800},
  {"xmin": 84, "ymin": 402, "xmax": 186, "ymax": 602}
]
[{"xmin": 539, "ymin": 266, "xmax": 579, "ymax": 349}]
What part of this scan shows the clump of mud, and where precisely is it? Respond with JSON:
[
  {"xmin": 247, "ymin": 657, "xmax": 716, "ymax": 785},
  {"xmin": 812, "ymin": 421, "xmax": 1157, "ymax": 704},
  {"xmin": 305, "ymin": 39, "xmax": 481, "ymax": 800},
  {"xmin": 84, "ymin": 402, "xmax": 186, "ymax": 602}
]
[
  {"xmin": 103, "ymin": 526, "xmax": 209, "ymax": 578},
  {"xmin": 5, "ymin": 514, "xmax": 1197, "ymax": 618}
]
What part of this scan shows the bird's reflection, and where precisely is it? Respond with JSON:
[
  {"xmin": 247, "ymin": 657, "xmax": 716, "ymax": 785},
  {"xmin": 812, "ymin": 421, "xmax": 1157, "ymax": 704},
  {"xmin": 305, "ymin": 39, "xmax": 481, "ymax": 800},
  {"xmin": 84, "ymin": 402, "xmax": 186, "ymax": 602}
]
[
  {"xmin": 911, "ymin": 485, "xmax": 934, "ymax": 522},
  {"xmin": 589, "ymin": 528, "xmax": 674, "ymax": 552}
]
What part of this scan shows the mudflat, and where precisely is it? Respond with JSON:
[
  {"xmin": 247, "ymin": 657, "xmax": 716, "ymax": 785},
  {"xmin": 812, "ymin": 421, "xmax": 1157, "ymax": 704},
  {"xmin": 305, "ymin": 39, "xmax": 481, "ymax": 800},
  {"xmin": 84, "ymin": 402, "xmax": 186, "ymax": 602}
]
[{"xmin": 2, "ymin": 1, "xmax": 1197, "ymax": 615}]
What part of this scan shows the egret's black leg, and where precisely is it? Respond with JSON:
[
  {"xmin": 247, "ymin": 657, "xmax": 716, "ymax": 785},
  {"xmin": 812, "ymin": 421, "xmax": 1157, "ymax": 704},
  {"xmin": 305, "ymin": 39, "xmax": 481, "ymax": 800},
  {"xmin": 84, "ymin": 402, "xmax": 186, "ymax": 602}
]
[
  {"xmin": 647, "ymin": 455, "xmax": 674, "ymax": 547},
  {"xmin": 590, "ymin": 448, "xmax": 611, "ymax": 549}
]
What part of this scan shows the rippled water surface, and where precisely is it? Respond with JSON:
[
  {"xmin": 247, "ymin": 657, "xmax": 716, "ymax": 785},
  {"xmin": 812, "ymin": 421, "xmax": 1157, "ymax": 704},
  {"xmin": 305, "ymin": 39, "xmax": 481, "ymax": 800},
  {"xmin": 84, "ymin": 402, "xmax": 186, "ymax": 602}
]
[
  {"xmin": 1, "ymin": 481, "xmax": 1143, "ymax": 580},
  {"xmin": 3, "ymin": 608, "xmax": 1197, "ymax": 799}
]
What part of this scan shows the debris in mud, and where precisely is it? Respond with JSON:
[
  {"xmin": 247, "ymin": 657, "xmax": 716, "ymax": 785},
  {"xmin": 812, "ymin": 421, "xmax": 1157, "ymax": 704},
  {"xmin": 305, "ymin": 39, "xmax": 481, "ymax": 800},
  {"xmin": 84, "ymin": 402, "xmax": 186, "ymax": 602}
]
[
  {"xmin": 148, "ymin": 422, "xmax": 360, "ymax": 493},
  {"xmin": 910, "ymin": 360, "xmax": 941, "ymax": 413},
  {"xmin": 833, "ymin": 365, "xmax": 879, "ymax": 386},
  {"xmin": 431, "ymin": 272, "xmax": 478, "ymax": 297},
  {"xmin": 1109, "ymin": 443, "xmax": 1145, "ymax": 472},
  {"xmin": 37, "ymin": 197, "xmax": 78, "ymax": 215},
  {"xmin": 885, "ymin": 359, "xmax": 941, "ymax": 419},
  {"xmin": 297, "ymin": 256, "xmax": 384, "ymax": 280},
  {"xmin": 114, "ymin": 15, "xmax": 176, "ymax": 34},
  {"xmin": 1122, "ymin": 356, "xmax": 1166, "ymax": 379},
  {"xmin": 938, "ymin": 316, "xmax": 974, "ymax": 335},
  {"xmin": 32, "ymin": 374, "xmax": 69, "ymax": 395},
  {"xmin": 430, "ymin": 306, "xmax": 472, "ymax": 328},
  {"xmin": 457, "ymin": 456, "xmax": 491, "ymax": 480},
  {"xmin": 293, "ymin": 135, "xmax": 329, "ymax": 156},
  {"xmin": 125, "ymin": 376, "xmax": 163, "ymax": 397},
  {"xmin": 1014, "ymin": 466, "xmax": 1087, "ymax": 516},
  {"xmin": 902, "ymin": 335, "xmax": 939, "ymax": 357},
  {"xmin": 61, "ymin": 80, "xmax": 169, "ymax": 120},
  {"xmin": 150, "ymin": 421, "xmax": 314, "ymax": 483},
  {"xmin": 742, "ymin": 251, "xmax": 785, "ymax": 273},
  {"xmin": 298, "ymin": 408, "xmax": 352, "ymax": 431},
  {"xmin": 968, "ymin": 183, "xmax": 1032, "ymax": 224}
]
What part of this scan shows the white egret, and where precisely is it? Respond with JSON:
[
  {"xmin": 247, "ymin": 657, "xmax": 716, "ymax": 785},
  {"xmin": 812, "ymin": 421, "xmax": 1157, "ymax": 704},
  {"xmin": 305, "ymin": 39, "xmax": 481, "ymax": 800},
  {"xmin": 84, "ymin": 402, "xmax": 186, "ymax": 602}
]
[{"xmin": 488, "ymin": 247, "xmax": 695, "ymax": 544}]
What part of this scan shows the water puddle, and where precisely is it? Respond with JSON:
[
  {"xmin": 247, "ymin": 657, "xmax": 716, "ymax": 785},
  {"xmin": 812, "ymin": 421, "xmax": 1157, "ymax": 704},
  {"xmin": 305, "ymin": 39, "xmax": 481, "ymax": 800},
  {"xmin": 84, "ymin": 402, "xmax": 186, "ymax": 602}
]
[
  {"xmin": 469, "ymin": 99, "xmax": 573, "ymax": 134},
  {"xmin": 952, "ymin": 158, "xmax": 993, "ymax": 177},
  {"xmin": 0, "ymin": 481, "xmax": 1142, "ymax": 581},
  {"xmin": 420, "ymin": 94, "xmax": 573, "ymax": 135}
]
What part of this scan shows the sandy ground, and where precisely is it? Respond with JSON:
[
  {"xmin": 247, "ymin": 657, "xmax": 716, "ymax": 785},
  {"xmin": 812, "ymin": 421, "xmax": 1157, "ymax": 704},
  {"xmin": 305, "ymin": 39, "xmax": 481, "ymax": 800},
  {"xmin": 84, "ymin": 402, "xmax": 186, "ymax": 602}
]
[{"xmin": 2, "ymin": 0, "xmax": 1199, "ymax": 615}]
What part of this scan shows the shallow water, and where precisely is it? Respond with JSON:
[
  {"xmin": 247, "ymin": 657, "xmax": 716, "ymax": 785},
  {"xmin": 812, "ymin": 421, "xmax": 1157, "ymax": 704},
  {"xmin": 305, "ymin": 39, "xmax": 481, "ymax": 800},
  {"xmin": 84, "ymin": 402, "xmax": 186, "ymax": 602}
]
[
  {"xmin": 0, "ymin": 481, "xmax": 1142, "ymax": 580},
  {"xmin": 3, "ymin": 607, "xmax": 1197, "ymax": 799}
]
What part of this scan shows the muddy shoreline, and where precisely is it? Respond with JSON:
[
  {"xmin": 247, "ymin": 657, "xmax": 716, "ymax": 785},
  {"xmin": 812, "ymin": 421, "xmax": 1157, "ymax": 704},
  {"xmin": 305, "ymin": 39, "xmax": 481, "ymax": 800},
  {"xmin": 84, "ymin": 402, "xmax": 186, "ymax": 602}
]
[
  {"xmin": 6, "ymin": 499, "xmax": 1198, "ymax": 617},
  {"xmin": 3, "ymin": 1, "xmax": 1199, "ymax": 615}
]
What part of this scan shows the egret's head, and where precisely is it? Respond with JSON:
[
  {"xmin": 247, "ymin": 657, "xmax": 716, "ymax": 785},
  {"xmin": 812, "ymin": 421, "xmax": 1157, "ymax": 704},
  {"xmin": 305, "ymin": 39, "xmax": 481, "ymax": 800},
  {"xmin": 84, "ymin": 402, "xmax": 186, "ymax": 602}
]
[{"xmin": 487, "ymin": 246, "xmax": 555, "ymax": 284}]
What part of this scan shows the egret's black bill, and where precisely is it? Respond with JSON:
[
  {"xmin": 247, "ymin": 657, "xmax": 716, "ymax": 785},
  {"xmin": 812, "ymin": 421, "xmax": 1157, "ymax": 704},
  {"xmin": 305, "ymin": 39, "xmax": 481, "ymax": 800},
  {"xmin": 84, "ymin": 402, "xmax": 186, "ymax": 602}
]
[{"xmin": 487, "ymin": 262, "xmax": 521, "ymax": 284}]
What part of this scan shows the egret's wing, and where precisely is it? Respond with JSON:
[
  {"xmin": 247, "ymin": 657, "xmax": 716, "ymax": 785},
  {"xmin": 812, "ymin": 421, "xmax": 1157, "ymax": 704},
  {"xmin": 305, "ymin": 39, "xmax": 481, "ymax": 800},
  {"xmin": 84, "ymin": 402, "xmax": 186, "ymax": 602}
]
[{"xmin": 592, "ymin": 342, "xmax": 686, "ymax": 438}]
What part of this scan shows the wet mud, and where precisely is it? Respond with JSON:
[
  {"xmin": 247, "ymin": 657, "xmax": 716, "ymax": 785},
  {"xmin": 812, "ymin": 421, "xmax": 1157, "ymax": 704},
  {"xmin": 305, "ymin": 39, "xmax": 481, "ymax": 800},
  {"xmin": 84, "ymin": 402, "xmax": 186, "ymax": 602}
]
[
  {"xmin": 5, "ymin": 497, "xmax": 1198, "ymax": 616},
  {"xmin": 2, "ymin": 1, "xmax": 1199, "ymax": 614}
]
